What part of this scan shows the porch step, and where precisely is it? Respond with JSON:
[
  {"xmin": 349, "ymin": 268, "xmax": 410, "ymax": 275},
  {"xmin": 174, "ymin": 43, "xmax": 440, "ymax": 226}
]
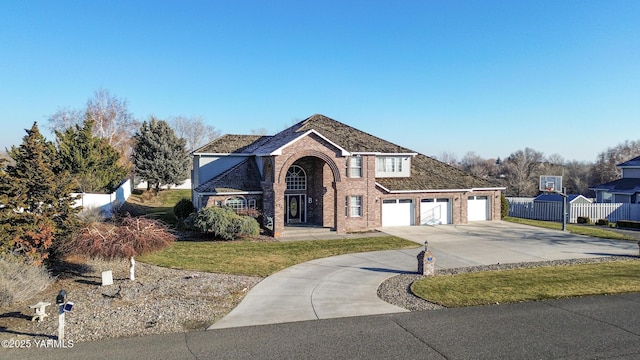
[{"xmin": 279, "ymin": 226, "xmax": 336, "ymax": 240}]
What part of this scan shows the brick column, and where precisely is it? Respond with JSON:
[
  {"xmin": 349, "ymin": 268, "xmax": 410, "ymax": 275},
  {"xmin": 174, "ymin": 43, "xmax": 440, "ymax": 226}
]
[{"xmin": 334, "ymin": 181, "xmax": 346, "ymax": 234}]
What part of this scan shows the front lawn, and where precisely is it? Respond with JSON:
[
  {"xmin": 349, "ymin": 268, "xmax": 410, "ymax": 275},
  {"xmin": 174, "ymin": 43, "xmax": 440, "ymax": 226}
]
[
  {"xmin": 411, "ymin": 260, "xmax": 640, "ymax": 307},
  {"xmin": 504, "ymin": 216, "xmax": 637, "ymax": 241},
  {"xmin": 139, "ymin": 236, "xmax": 419, "ymax": 277}
]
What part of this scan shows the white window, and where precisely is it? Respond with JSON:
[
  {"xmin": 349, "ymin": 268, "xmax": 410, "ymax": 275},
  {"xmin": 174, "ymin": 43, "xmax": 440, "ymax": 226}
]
[
  {"xmin": 376, "ymin": 157, "xmax": 403, "ymax": 173},
  {"xmin": 225, "ymin": 197, "xmax": 246, "ymax": 211},
  {"xmin": 350, "ymin": 157, "xmax": 362, "ymax": 178},
  {"xmin": 286, "ymin": 165, "xmax": 306, "ymax": 190},
  {"xmin": 346, "ymin": 196, "xmax": 363, "ymax": 217},
  {"xmin": 248, "ymin": 199, "xmax": 257, "ymax": 209}
]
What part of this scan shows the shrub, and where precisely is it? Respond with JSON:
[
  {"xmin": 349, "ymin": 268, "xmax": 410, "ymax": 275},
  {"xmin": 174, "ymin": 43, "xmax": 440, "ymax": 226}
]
[
  {"xmin": 616, "ymin": 220, "xmax": 640, "ymax": 230},
  {"xmin": 62, "ymin": 216, "xmax": 175, "ymax": 260},
  {"xmin": 595, "ymin": 219, "xmax": 609, "ymax": 226},
  {"xmin": 500, "ymin": 194, "xmax": 509, "ymax": 219},
  {"xmin": 183, "ymin": 213, "xmax": 197, "ymax": 231},
  {"xmin": 194, "ymin": 206, "xmax": 259, "ymax": 240},
  {"xmin": 0, "ymin": 255, "xmax": 54, "ymax": 306},
  {"xmin": 174, "ymin": 198, "xmax": 195, "ymax": 220},
  {"xmin": 577, "ymin": 216, "xmax": 591, "ymax": 224},
  {"xmin": 237, "ymin": 216, "xmax": 260, "ymax": 238}
]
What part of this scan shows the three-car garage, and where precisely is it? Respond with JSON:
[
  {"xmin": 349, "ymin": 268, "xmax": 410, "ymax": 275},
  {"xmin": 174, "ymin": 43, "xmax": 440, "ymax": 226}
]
[{"xmin": 381, "ymin": 195, "xmax": 490, "ymax": 227}]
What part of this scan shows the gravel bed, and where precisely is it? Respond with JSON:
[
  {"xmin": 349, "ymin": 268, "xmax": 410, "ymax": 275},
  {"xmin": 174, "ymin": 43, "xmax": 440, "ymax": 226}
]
[
  {"xmin": 378, "ymin": 256, "xmax": 636, "ymax": 311},
  {"xmin": 0, "ymin": 259, "xmax": 261, "ymax": 343}
]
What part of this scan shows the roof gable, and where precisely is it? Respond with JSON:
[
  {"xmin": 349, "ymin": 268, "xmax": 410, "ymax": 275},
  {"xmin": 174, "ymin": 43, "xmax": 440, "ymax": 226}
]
[{"xmin": 534, "ymin": 194, "xmax": 591, "ymax": 203}]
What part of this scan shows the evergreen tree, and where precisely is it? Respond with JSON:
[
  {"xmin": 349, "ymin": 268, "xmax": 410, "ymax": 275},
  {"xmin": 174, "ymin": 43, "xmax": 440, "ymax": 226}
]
[
  {"xmin": 0, "ymin": 122, "xmax": 80, "ymax": 264},
  {"xmin": 132, "ymin": 118, "xmax": 190, "ymax": 190},
  {"xmin": 56, "ymin": 116, "xmax": 129, "ymax": 193}
]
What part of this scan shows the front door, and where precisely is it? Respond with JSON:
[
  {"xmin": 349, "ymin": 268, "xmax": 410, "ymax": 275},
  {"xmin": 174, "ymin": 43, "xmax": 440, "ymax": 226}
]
[{"xmin": 285, "ymin": 194, "xmax": 306, "ymax": 224}]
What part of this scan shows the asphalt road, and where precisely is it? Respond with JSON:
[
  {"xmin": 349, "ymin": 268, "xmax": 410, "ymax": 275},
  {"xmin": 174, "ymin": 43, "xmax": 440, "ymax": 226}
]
[{"xmin": 3, "ymin": 292, "xmax": 639, "ymax": 360}]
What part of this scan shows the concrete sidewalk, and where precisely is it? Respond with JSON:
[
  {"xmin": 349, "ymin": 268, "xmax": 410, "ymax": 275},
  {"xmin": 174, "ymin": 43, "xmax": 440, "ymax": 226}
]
[{"xmin": 209, "ymin": 222, "xmax": 638, "ymax": 330}]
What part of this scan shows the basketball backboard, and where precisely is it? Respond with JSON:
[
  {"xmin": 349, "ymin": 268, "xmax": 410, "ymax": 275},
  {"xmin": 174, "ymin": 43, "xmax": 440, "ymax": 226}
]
[{"xmin": 539, "ymin": 175, "xmax": 562, "ymax": 192}]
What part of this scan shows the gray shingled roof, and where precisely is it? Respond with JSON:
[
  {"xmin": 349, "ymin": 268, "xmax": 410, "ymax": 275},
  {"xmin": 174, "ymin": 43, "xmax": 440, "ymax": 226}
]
[
  {"xmin": 590, "ymin": 178, "xmax": 640, "ymax": 195},
  {"xmin": 195, "ymin": 158, "xmax": 262, "ymax": 193},
  {"xmin": 193, "ymin": 134, "xmax": 272, "ymax": 154},
  {"xmin": 617, "ymin": 156, "xmax": 640, "ymax": 168},
  {"xmin": 194, "ymin": 114, "xmax": 500, "ymax": 192}
]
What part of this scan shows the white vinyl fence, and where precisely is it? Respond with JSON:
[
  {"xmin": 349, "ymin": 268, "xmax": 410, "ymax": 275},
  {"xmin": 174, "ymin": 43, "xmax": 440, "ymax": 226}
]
[
  {"xmin": 72, "ymin": 179, "xmax": 132, "ymax": 216},
  {"xmin": 507, "ymin": 197, "xmax": 640, "ymax": 223}
]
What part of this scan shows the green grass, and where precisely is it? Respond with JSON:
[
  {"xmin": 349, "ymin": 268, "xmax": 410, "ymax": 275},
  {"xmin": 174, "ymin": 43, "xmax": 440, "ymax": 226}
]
[
  {"xmin": 411, "ymin": 260, "xmax": 640, "ymax": 307},
  {"xmin": 139, "ymin": 236, "xmax": 419, "ymax": 276},
  {"xmin": 126, "ymin": 189, "xmax": 191, "ymax": 226},
  {"xmin": 504, "ymin": 216, "xmax": 637, "ymax": 241}
]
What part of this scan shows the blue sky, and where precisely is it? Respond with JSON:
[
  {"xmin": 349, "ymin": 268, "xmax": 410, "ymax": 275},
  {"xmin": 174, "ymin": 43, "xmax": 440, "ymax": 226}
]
[{"xmin": 1, "ymin": 1, "xmax": 638, "ymax": 162}]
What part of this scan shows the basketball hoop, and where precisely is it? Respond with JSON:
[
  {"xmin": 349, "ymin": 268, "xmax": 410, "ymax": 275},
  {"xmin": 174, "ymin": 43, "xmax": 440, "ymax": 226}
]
[{"xmin": 546, "ymin": 187, "xmax": 554, "ymax": 192}]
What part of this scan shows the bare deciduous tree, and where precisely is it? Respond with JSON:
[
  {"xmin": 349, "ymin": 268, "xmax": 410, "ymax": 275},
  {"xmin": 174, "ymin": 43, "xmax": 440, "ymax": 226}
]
[
  {"xmin": 169, "ymin": 116, "xmax": 220, "ymax": 152},
  {"xmin": 564, "ymin": 160, "xmax": 592, "ymax": 196},
  {"xmin": 250, "ymin": 128, "xmax": 268, "ymax": 136},
  {"xmin": 46, "ymin": 89, "xmax": 138, "ymax": 168},
  {"xmin": 504, "ymin": 148, "xmax": 545, "ymax": 196},
  {"xmin": 86, "ymin": 88, "xmax": 137, "ymax": 154},
  {"xmin": 460, "ymin": 151, "xmax": 498, "ymax": 179},
  {"xmin": 436, "ymin": 151, "xmax": 458, "ymax": 166},
  {"xmin": 589, "ymin": 140, "xmax": 640, "ymax": 186}
]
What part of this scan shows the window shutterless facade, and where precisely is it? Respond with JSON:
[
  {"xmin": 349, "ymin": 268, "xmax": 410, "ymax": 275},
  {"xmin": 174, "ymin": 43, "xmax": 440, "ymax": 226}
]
[
  {"xmin": 349, "ymin": 156, "xmax": 362, "ymax": 178},
  {"xmin": 346, "ymin": 195, "xmax": 363, "ymax": 217}
]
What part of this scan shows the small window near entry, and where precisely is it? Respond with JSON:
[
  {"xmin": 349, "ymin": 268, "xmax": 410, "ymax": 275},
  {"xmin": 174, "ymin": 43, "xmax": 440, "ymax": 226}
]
[
  {"xmin": 350, "ymin": 157, "xmax": 362, "ymax": 178},
  {"xmin": 248, "ymin": 199, "xmax": 256, "ymax": 209},
  {"xmin": 225, "ymin": 197, "xmax": 246, "ymax": 211},
  {"xmin": 346, "ymin": 196, "xmax": 363, "ymax": 217}
]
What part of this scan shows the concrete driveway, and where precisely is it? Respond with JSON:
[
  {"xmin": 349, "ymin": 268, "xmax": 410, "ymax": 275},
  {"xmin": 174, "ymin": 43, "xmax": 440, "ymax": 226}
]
[
  {"xmin": 209, "ymin": 221, "xmax": 638, "ymax": 330},
  {"xmin": 381, "ymin": 221, "xmax": 637, "ymax": 269}
]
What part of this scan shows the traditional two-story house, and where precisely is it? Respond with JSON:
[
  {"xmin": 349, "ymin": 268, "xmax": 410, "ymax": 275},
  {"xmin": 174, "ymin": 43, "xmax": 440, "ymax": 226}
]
[
  {"xmin": 191, "ymin": 114, "xmax": 504, "ymax": 237},
  {"xmin": 591, "ymin": 155, "xmax": 640, "ymax": 203}
]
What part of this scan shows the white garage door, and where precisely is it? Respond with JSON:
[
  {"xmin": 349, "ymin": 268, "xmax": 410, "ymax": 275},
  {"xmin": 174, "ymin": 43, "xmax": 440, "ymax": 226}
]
[
  {"xmin": 382, "ymin": 199, "xmax": 414, "ymax": 226},
  {"xmin": 468, "ymin": 196, "xmax": 489, "ymax": 221},
  {"xmin": 420, "ymin": 199, "xmax": 450, "ymax": 225}
]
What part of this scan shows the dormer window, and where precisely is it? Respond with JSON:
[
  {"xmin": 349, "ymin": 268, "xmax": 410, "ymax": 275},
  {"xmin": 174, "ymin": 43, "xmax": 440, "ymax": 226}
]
[
  {"xmin": 375, "ymin": 156, "xmax": 410, "ymax": 177},
  {"xmin": 377, "ymin": 157, "xmax": 403, "ymax": 173}
]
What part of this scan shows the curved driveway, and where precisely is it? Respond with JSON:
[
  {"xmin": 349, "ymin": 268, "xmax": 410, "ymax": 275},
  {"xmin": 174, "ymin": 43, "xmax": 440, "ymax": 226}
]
[{"xmin": 209, "ymin": 221, "xmax": 637, "ymax": 330}]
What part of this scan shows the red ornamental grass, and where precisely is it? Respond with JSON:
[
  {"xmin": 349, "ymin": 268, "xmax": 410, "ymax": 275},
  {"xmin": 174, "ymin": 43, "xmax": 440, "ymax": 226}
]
[{"xmin": 67, "ymin": 216, "xmax": 175, "ymax": 260}]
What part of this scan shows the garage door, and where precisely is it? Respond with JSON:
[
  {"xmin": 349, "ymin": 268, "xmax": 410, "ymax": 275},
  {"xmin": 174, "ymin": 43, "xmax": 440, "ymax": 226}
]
[
  {"xmin": 468, "ymin": 196, "xmax": 489, "ymax": 221},
  {"xmin": 382, "ymin": 199, "xmax": 414, "ymax": 226},
  {"xmin": 420, "ymin": 199, "xmax": 450, "ymax": 225}
]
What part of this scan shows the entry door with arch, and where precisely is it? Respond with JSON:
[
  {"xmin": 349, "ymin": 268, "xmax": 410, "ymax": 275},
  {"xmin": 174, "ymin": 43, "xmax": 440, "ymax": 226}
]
[
  {"xmin": 285, "ymin": 165, "xmax": 307, "ymax": 224},
  {"xmin": 285, "ymin": 194, "xmax": 306, "ymax": 224}
]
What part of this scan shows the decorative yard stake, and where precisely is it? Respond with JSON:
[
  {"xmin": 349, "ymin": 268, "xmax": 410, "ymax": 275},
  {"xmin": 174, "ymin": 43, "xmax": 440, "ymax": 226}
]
[{"xmin": 130, "ymin": 256, "xmax": 136, "ymax": 281}]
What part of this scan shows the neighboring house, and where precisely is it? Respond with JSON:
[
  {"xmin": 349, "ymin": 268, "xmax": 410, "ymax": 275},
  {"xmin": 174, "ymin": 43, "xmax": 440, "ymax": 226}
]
[
  {"xmin": 590, "ymin": 156, "xmax": 640, "ymax": 203},
  {"xmin": 191, "ymin": 114, "xmax": 505, "ymax": 237}
]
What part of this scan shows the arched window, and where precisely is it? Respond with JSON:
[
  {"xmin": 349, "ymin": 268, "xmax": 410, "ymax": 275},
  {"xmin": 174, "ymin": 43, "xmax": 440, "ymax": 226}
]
[
  {"xmin": 286, "ymin": 165, "xmax": 306, "ymax": 190},
  {"xmin": 225, "ymin": 197, "xmax": 246, "ymax": 211}
]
